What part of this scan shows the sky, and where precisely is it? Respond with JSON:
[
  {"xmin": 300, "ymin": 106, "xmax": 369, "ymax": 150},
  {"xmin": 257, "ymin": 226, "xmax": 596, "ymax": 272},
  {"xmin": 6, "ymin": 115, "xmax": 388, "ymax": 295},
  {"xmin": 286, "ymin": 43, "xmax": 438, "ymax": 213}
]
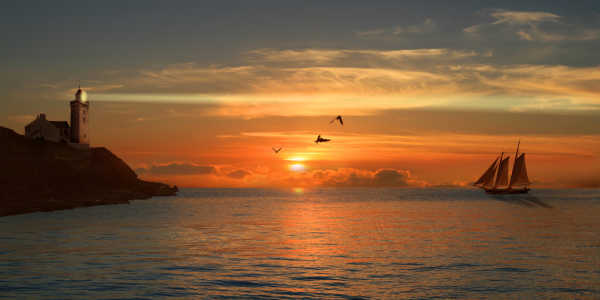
[{"xmin": 1, "ymin": 0, "xmax": 599, "ymax": 188}]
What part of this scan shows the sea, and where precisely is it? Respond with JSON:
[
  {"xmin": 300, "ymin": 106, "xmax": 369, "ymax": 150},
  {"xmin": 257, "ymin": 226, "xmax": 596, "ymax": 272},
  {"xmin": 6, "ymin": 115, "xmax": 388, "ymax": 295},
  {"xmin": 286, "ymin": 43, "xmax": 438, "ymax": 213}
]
[{"xmin": 1, "ymin": 188, "xmax": 599, "ymax": 299}]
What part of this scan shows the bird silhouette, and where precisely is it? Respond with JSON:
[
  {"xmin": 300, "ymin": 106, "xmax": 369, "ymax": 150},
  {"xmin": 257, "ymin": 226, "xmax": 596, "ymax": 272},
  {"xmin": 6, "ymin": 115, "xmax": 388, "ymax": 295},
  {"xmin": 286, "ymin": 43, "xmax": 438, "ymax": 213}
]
[
  {"xmin": 314, "ymin": 135, "xmax": 331, "ymax": 144},
  {"xmin": 330, "ymin": 115, "xmax": 343, "ymax": 125},
  {"xmin": 272, "ymin": 147, "xmax": 282, "ymax": 153}
]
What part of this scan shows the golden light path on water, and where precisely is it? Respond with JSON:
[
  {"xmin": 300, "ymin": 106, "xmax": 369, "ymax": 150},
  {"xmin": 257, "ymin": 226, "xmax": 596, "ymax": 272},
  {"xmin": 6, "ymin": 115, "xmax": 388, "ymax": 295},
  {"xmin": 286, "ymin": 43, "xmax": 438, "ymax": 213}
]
[{"xmin": 1, "ymin": 188, "xmax": 600, "ymax": 298}]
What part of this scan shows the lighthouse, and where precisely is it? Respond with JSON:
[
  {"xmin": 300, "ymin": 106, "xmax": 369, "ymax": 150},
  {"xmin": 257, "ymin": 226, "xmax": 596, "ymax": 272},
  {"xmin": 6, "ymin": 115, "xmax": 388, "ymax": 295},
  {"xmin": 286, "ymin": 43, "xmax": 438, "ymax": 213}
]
[{"xmin": 69, "ymin": 82, "xmax": 90, "ymax": 149}]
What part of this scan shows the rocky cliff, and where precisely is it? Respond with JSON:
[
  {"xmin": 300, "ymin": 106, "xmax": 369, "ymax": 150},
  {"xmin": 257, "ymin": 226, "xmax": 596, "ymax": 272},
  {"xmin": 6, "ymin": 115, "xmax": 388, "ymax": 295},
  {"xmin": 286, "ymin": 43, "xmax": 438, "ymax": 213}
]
[{"xmin": 0, "ymin": 126, "xmax": 178, "ymax": 217}]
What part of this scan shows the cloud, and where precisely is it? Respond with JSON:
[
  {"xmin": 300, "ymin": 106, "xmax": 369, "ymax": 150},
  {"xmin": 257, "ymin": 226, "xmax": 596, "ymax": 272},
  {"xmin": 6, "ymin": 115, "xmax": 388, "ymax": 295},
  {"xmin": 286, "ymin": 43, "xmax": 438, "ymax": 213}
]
[
  {"xmin": 356, "ymin": 28, "xmax": 387, "ymax": 36},
  {"xmin": 247, "ymin": 48, "xmax": 346, "ymax": 62},
  {"xmin": 61, "ymin": 26, "xmax": 599, "ymax": 117},
  {"xmin": 135, "ymin": 162, "xmax": 216, "ymax": 176},
  {"xmin": 473, "ymin": 64, "xmax": 600, "ymax": 100},
  {"xmin": 247, "ymin": 48, "xmax": 452, "ymax": 62},
  {"xmin": 136, "ymin": 164, "xmax": 438, "ymax": 188},
  {"xmin": 353, "ymin": 49, "xmax": 447, "ymax": 58},
  {"xmin": 138, "ymin": 61, "xmax": 600, "ymax": 98},
  {"xmin": 450, "ymin": 50, "xmax": 478, "ymax": 58},
  {"xmin": 130, "ymin": 126, "xmax": 600, "ymax": 188},
  {"xmin": 406, "ymin": 18, "xmax": 435, "ymax": 34},
  {"xmin": 80, "ymin": 84, "xmax": 124, "ymax": 92},
  {"xmin": 464, "ymin": 9, "xmax": 600, "ymax": 42},
  {"xmin": 508, "ymin": 98, "xmax": 600, "ymax": 112},
  {"xmin": 8, "ymin": 115, "xmax": 35, "ymax": 123},
  {"xmin": 88, "ymin": 59, "xmax": 600, "ymax": 118},
  {"xmin": 135, "ymin": 161, "xmax": 256, "ymax": 180},
  {"xmin": 117, "ymin": 63, "xmax": 266, "ymax": 95},
  {"xmin": 490, "ymin": 11, "xmax": 561, "ymax": 25},
  {"xmin": 357, "ymin": 18, "xmax": 435, "ymax": 36},
  {"xmin": 226, "ymin": 169, "xmax": 253, "ymax": 179},
  {"xmin": 283, "ymin": 168, "xmax": 430, "ymax": 188},
  {"xmin": 112, "ymin": 63, "xmax": 457, "ymax": 96},
  {"xmin": 253, "ymin": 166, "xmax": 270, "ymax": 174}
]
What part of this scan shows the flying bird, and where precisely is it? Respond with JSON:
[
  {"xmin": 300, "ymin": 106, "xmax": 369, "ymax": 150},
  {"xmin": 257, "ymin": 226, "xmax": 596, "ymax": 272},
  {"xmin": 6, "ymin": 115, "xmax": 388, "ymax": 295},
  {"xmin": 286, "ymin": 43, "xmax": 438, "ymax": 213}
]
[
  {"xmin": 330, "ymin": 115, "xmax": 343, "ymax": 125},
  {"xmin": 272, "ymin": 147, "xmax": 282, "ymax": 153},
  {"xmin": 315, "ymin": 135, "xmax": 331, "ymax": 144}
]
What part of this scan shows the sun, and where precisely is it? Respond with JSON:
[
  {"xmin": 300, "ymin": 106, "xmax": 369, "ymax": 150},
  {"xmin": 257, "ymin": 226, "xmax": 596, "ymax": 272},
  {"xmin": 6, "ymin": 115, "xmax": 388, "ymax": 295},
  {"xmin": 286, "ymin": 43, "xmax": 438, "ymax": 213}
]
[{"xmin": 290, "ymin": 164, "xmax": 306, "ymax": 172}]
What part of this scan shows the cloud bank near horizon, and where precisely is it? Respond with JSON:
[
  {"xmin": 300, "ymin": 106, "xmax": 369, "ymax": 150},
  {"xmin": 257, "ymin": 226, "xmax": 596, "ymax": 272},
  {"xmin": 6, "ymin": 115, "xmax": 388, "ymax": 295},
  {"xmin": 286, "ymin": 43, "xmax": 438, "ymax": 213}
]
[
  {"xmin": 134, "ymin": 162, "xmax": 436, "ymax": 188},
  {"xmin": 134, "ymin": 161, "xmax": 600, "ymax": 189}
]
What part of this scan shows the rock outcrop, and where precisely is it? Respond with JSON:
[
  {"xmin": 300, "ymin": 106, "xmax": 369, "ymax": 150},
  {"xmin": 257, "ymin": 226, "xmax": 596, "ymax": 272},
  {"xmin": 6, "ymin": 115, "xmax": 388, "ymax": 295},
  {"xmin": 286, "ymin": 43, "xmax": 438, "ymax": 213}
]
[{"xmin": 0, "ymin": 126, "xmax": 178, "ymax": 217}]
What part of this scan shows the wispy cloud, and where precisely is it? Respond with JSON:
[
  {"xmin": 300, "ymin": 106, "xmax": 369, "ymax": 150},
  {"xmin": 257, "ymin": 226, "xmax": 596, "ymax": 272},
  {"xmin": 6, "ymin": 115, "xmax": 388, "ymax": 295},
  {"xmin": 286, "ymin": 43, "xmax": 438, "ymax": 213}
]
[
  {"xmin": 464, "ymin": 9, "xmax": 600, "ymax": 42},
  {"xmin": 357, "ymin": 18, "xmax": 435, "ymax": 36},
  {"xmin": 93, "ymin": 60, "xmax": 600, "ymax": 114},
  {"xmin": 474, "ymin": 64, "xmax": 600, "ymax": 99},
  {"xmin": 247, "ymin": 48, "xmax": 454, "ymax": 62},
  {"xmin": 8, "ymin": 115, "xmax": 35, "ymax": 123},
  {"xmin": 353, "ymin": 49, "xmax": 447, "ymax": 58},
  {"xmin": 406, "ymin": 18, "xmax": 435, "ymax": 34},
  {"xmin": 246, "ymin": 48, "xmax": 346, "ymax": 62},
  {"xmin": 491, "ymin": 11, "xmax": 562, "ymax": 25},
  {"xmin": 52, "ymin": 13, "xmax": 600, "ymax": 117},
  {"xmin": 356, "ymin": 28, "xmax": 388, "ymax": 36}
]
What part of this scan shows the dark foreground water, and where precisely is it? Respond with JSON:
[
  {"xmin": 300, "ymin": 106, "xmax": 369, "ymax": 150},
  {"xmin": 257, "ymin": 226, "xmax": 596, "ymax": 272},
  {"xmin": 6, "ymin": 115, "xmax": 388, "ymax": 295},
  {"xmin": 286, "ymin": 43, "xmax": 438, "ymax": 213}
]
[{"xmin": 1, "ymin": 188, "xmax": 599, "ymax": 299}]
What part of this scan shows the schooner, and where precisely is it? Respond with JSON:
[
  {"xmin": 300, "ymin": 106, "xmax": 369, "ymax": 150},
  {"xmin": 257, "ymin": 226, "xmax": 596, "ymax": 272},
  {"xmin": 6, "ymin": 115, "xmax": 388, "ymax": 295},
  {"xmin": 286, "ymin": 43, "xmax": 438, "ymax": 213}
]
[{"xmin": 474, "ymin": 140, "xmax": 531, "ymax": 194}]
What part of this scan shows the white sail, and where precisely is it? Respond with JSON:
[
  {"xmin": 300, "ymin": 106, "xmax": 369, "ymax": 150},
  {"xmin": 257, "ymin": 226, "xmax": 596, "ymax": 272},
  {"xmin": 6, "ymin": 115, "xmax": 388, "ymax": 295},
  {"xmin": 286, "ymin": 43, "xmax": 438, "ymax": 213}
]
[
  {"xmin": 494, "ymin": 156, "xmax": 510, "ymax": 188},
  {"xmin": 509, "ymin": 153, "xmax": 530, "ymax": 187},
  {"xmin": 474, "ymin": 157, "xmax": 499, "ymax": 188}
]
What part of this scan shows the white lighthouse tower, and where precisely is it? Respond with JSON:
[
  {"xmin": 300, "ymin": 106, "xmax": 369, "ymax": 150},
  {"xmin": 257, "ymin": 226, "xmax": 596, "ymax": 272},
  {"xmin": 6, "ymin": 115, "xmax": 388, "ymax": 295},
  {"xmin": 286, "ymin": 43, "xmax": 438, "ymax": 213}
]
[{"xmin": 69, "ymin": 82, "xmax": 90, "ymax": 149}]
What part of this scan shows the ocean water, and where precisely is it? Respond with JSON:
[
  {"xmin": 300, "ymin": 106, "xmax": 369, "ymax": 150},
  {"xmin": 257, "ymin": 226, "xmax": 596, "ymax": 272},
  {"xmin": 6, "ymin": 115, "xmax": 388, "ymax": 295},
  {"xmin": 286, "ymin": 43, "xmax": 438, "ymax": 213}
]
[{"xmin": 1, "ymin": 188, "xmax": 599, "ymax": 299}]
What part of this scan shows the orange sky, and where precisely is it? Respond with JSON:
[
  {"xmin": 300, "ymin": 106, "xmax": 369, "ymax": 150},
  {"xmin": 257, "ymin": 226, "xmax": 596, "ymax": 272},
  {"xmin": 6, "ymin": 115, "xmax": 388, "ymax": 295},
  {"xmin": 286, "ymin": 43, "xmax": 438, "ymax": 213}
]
[
  {"xmin": 2, "ymin": 4, "xmax": 600, "ymax": 188},
  {"xmin": 88, "ymin": 104, "xmax": 599, "ymax": 188}
]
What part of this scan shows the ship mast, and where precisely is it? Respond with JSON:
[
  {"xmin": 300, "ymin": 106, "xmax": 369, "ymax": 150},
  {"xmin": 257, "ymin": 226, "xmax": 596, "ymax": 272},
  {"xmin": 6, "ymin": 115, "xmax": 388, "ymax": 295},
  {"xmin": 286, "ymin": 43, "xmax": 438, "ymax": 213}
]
[{"xmin": 514, "ymin": 138, "xmax": 520, "ymax": 161}]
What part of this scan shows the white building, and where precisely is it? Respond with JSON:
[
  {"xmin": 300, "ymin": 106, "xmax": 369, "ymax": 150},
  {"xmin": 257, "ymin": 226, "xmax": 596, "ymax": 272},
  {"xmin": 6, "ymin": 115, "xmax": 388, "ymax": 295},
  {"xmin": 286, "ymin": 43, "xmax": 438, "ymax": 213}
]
[
  {"xmin": 24, "ymin": 84, "xmax": 90, "ymax": 149},
  {"xmin": 24, "ymin": 114, "xmax": 70, "ymax": 143}
]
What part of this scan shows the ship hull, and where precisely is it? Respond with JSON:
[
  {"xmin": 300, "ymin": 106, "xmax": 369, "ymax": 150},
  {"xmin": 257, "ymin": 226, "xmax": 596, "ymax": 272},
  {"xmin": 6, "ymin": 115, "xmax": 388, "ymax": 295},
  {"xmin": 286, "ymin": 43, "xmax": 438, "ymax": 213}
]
[{"xmin": 485, "ymin": 188, "xmax": 530, "ymax": 194}]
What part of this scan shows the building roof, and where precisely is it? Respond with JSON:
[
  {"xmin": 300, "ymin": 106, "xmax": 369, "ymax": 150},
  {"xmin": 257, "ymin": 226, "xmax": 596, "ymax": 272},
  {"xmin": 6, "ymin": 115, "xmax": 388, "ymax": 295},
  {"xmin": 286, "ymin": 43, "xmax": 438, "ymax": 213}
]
[{"xmin": 50, "ymin": 121, "xmax": 70, "ymax": 129}]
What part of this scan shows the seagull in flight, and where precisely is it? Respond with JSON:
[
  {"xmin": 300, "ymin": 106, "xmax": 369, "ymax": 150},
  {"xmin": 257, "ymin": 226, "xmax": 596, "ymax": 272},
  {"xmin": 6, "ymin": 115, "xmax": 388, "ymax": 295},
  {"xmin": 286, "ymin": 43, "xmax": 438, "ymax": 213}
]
[
  {"xmin": 330, "ymin": 115, "xmax": 343, "ymax": 125},
  {"xmin": 272, "ymin": 147, "xmax": 282, "ymax": 153},
  {"xmin": 315, "ymin": 135, "xmax": 331, "ymax": 144}
]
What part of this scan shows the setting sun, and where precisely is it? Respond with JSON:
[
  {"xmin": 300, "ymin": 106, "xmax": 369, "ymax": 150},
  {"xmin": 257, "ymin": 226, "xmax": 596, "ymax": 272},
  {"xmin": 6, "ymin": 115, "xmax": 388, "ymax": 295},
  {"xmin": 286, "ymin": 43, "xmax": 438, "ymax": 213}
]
[{"xmin": 290, "ymin": 164, "xmax": 306, "ymax": 172}]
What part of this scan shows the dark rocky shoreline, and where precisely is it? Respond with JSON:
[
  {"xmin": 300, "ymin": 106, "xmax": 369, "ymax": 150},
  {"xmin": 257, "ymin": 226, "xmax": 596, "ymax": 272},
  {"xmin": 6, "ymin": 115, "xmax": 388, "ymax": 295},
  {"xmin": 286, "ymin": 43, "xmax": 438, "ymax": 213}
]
[{"xmin": 0, "ymin": 126, "xmax": 178, "ymax": 217}]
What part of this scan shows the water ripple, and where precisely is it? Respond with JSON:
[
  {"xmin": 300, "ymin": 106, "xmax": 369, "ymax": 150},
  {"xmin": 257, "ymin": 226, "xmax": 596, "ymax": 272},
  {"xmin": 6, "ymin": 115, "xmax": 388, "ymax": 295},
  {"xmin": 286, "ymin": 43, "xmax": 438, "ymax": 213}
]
[{"xmin": 0, "ymin": 188, "xmax": 599, "ymax": 299}]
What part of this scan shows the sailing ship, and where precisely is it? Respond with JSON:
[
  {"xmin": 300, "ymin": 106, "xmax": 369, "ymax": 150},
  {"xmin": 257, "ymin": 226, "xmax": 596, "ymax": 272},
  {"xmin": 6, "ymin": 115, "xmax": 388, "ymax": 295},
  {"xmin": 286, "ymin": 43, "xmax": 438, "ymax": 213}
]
[{"xmin": 474, "ymin": 140, "xmax": 531, "ymax": 194}]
